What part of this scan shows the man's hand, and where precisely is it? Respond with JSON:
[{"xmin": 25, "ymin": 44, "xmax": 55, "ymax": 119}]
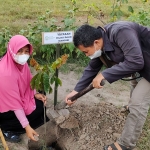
[
  {"xmin": 34, "ymin": 93, "xmax": 47, "ymax": 105},
  {"xmin": 92, "ymin": 73, "xmax": 105, "ymax": 89},
  {"xmin": 25, "ymin": 125, "xmax": 39, "ymax": 141},
  {"xmin": 65, "ymin": 90, "xmax": 78, "ymax": 106}
]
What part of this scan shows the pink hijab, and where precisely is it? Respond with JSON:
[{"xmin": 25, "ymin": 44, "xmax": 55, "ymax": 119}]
[{"xmin": 0, "ymin": 35, "xmax": 36, "ymax": 115}]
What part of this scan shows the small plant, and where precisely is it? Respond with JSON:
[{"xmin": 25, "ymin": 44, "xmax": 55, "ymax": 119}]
[
  {"xmin": 84, "ymin": 3, "xmax": 106, "ymax": 25},
  {"xmin": 30, "ymin": 54, "xmax": 69, "ymax": 94},
  {"xmin": 110, "ymin": 0, "xmax": 134, "ymax": 21},
  {"xmin": 0, "ymin": 27, "xmax": 12, "ymax": 57},
  {"xmin": 128, "ymin": 9, "xmax": 150, "ymax": 26}
]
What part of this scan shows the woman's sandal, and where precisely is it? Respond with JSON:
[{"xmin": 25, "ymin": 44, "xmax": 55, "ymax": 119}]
[
  {"xmin": 3, "ymin": 131, "xmax": 21, "ymax": 143},
  {"xmin": 104, "ymin": 142, "xmax": 131, "ymax": 150}
]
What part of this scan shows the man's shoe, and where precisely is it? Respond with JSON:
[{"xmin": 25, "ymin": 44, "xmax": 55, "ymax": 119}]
[{"xmin": 3, "ymin": 131, "xmax": 21, "ymax": 143}]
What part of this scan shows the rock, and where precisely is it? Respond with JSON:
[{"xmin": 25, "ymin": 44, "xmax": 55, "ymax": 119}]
[
  {"xmin": 106, "ymin": 129, "xmax": 113, "ymax": 134},
  {"xmin": 79, "ymin": 134, "xmax": 87, "ymax": 140},
  {"xmin": 57, "ymin": 109, "xmax": 70, "ymax": 119},
  {"xmin": 55, "ymin": 115, "xmax": 66, "ymax": 124},
  {"xmin": 59, "ymin": 116, "xmax": 79, "ymax": 129},
  {"xmin": 113, "ymin": 133, "xmax": 121, "ymax": 139},
  {"xmin": 82, "ymin": 145, "xmax": 86, "ymax": 149}
]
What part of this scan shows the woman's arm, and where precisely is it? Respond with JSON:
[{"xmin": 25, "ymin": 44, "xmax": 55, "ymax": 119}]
[
  {"xmin": 14, "ymin": 109, "xmax": 29, "ymax": 128},
  {"xmin": 14, "ymin": 109, "xmax": 39, "ymax": 141}
]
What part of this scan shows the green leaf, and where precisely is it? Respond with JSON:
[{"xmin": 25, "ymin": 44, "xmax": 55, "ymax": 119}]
[
  {"xmin": 64, "ymin": 18, "xmax": 75, "ymax": 27},
  {"xmin": 128, "ymin": 6, "xmax": 134, "ymax": 13},
  {"xmin": 47, "ymin": 65, "xmax": 55, "ymax": 74},
  {"xmin": 35, "ymin": 72, "xmax": 43, "ymax": 91},
  {"xmin": 116, "ymin": 10, "xmax": 123, "ymax": 19},
  {"xmin": 43, "ymin": 72, "xmax": 50, "ymax": 93},
  {"xmin": 121, "ymin": 0, "xmax": 128, "ymax": 3},
  {"xmin": 67, "ymin": 43, "xmax": 75, "ymax": 52},
  {"xmin": 0, "ymin": 36, "xmax": 4, "ymax": 44},
  {"xmin": 55, "ymin": 77, "xmax": 62, "ymax": 87},
  {"xmin": 30, "ymin": 73, "xmax": 39, "ymax": 89},
  {"xmin": 39, "ymin": 73, "xmax": 44, "ymax": 91},
  {"xmin": 49, "ymin": 86, "xmax": 53, "ymax": 94},
  {"xmin": 50, "ymin": 76, "xmax": 55, "ymax": 84}
]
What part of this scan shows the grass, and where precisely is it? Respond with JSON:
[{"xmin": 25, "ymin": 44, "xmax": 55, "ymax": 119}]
[
  {"xmin": 0, "ymin": 0, "xmax": 150, "ymax": 33},
  {"xmin": 137, "ymin": 110, "xmax": 150, "ymax": 150}
]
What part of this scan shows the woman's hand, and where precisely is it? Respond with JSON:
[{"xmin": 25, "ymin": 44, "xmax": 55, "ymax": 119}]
[
  {"xmin": 34, "ymin": 93, "xmax": 47, "ymax": 105},
  {"xmin": 25, "ymin": 125, "xmax": 39, "ymax": 141},
  {"xmin": 65, "ymin": 90, "xmax": 78, "ymax": 106}
]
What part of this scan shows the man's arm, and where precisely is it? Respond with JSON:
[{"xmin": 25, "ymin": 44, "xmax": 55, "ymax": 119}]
[{"xmin": 74, "ymin": 57, "xmax": 103, "ymax": 92}]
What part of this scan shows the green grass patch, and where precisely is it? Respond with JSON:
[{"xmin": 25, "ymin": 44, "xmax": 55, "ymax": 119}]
[
  {"xmin": 0, "ymin": 0, "xmax": 150, "ymax": 33},
  {"xmin": 137, "ymin": 109, "xmax": 150, "ymax": 150}
]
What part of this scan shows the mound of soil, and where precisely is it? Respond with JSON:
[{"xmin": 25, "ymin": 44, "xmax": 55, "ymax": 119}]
[{"xmin": 53, "ymin": 102, "xmax": 127, "ymax": 150}]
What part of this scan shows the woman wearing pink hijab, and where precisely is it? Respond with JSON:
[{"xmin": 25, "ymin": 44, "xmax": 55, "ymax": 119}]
[{"xmin": 0, "ymin": 35, "xmax": 49, "ymax": 143}]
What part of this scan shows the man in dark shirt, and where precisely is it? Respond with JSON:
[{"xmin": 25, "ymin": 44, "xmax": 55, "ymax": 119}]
[{"xmin": 65, "ymin": 21, "xmax": 150, "ymax": 150}]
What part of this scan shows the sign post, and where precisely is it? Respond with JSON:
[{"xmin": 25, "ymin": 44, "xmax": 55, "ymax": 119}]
[
  {"xmin": 42, "ymin": 31, "xmax": 74, "ymax": 108},
  {"xmin": 42, "ymin": 31, "xmax": 74, "ymax": 45}
]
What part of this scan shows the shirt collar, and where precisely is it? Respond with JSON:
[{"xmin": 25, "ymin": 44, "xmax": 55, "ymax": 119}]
[{"xmin": 97, "ymin": 26, "xmax": 114, "ymax": 53}]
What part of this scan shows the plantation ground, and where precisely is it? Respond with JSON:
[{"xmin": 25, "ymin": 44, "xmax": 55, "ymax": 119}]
[{"xmin": 2, "ymin": 70, "xmax": 149, "ymax": 150}]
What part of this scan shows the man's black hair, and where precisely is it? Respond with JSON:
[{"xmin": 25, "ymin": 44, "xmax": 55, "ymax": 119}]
[{"xmin": 73, "ymin": 24, "xmax": 102, "ymax": 47}]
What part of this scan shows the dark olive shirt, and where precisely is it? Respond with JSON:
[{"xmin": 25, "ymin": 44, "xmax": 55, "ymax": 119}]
[{"xmin": 74, "ymin": 21, "xmax": 150, "ymax": 92}]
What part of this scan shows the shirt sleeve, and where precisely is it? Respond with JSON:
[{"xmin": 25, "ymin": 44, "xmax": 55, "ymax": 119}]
[
  {"xmin": 74, "ymin": 57, "xmax": 103, "ymax": 92},
  {"xmin": 14, "ymin": 109, "xmax": 29, "ymax": 128},
  {"xmin": 101, "ymin": 27, "xmax": 144, "ymax": 83}
]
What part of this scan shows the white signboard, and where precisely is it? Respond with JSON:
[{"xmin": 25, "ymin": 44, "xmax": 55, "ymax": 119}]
[{"xmin": 42, "ymin": 31, "xmax": 74, "ymax": 45}]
